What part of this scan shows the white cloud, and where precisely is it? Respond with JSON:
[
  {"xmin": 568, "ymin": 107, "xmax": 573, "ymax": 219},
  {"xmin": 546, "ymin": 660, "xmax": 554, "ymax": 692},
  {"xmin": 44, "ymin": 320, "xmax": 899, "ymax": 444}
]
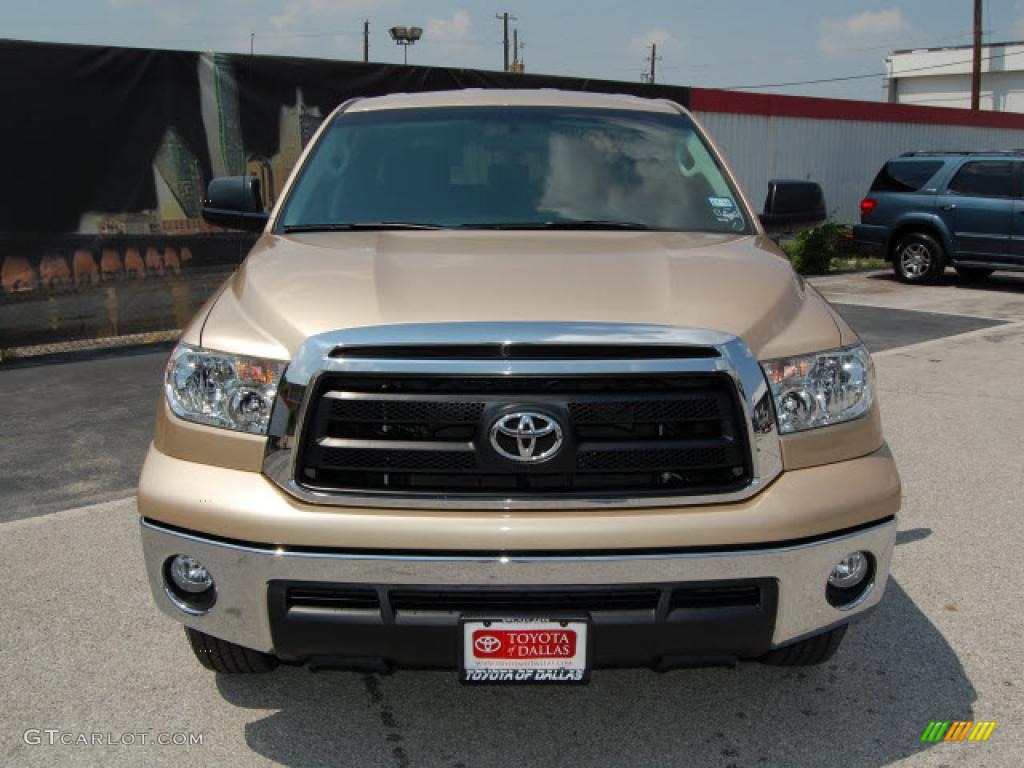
[
  {"xmin": 156, "ymin": 5, "xmax": 200, "ymax": 28},
  {"xmin": 819, "ymin": 9, "xmax": 910, "ymax": 56},
  {"xmin": 271, "ymin": 0, "xmax": 384, "ymax": 33},
  {"xmin": 426, "ymin": 10, "xmax": 472, "ymax": 43},
  {"xmin": 631, "ymin": 29, "xmax": 678, "ymax": 52},
  {"xmin": 106, "ymin": 0, "xmax": 198, "ymax": 28}
]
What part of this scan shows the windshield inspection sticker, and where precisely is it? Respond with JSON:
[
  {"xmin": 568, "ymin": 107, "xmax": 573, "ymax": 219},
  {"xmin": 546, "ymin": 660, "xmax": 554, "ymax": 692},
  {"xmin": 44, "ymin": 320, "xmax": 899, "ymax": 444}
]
[{"xmin": 707, "ymin": 196, "xmax": 742, "ymax": 226}]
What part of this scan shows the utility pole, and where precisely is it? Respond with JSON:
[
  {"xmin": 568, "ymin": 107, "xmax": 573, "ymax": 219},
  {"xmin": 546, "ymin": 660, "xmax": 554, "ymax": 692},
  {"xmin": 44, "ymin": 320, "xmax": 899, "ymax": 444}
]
[
  {"xmin": 363, "ymin": 20, "xmax": 369, "ymax": 62},
  {"xmin": 250, "ymin": 32, "xmax": 254, "ymax": 56},
  {"xmin": 644, "ymin": 43, "xmax": 661, "ymax": 84},
  {"xmin": 971, "ymin": 0, "xmax": 982, "ymax": 110},
  {"xmin": 496, "ymin": 12, "xmax": 516, "ymax": 71},
  {"xmin": 507, "ymin": 28, "xmax": 525, "ymax": 73}
]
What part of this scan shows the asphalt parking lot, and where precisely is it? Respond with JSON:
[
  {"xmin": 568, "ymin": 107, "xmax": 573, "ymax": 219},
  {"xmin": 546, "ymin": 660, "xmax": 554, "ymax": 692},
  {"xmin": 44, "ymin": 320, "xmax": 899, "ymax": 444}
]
[{"xmin": 2, "ymin": 269, "xmax": 1023, "ymax": 767}]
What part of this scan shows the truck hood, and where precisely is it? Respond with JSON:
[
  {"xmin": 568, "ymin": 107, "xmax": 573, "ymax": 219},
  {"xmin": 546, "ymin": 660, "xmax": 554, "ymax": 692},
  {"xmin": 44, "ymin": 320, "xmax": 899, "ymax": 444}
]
[{"xmin": 199, "ymin": 230, "xmax": 847, "ymax": 361}]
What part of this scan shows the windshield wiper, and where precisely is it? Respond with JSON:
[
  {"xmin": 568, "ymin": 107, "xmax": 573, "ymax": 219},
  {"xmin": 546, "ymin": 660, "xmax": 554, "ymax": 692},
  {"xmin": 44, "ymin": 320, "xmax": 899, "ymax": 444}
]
[
  {"xmin": 282, "ymin": 222, "xmax": 443, "ymax": 232},
  {"xmin": 284, "ymin": 220, "xmax": 656, "ymax": 232},
  {"xmin": 462, "ymin": 220, "xmax": 655, "ymax": 231}
]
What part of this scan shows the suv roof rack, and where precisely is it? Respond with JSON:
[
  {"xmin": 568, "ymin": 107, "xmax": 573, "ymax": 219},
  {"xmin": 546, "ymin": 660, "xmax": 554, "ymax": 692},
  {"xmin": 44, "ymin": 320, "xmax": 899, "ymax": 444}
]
[{"xmin": 900, "ymin": 150, "xmax": 1024, "ymax": 157}]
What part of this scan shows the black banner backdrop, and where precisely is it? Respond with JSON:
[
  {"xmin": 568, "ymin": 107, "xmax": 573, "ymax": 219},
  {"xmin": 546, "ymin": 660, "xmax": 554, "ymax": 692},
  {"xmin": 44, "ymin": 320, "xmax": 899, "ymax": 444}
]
[{"xmin": 0, "ymin": 38, "xmax": 692, "ymax": 349}]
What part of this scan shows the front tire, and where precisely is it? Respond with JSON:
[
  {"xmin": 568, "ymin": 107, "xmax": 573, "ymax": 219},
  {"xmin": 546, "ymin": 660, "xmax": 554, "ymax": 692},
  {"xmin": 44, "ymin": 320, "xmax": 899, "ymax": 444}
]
[
  {"xmin": 758, "ymin": 625, "xmax": 847, "ymax": 667},
  {"xmin": 185, "ymin": 627, "xmax": 279, "ymax": 673},
  {"xmin": 893, "ymin": 232, "xmax": 945, "ymax": 284}
]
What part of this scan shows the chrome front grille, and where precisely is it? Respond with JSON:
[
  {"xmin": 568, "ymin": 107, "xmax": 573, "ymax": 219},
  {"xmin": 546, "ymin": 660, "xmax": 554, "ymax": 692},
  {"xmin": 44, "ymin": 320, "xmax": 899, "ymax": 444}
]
[
  {"xmin": 296, "ymin": 374, "xmax": 751, "ymax": 497},
  {"xmin": 261, "ymin": 322, "xmax": 783, "ymax": 509}
]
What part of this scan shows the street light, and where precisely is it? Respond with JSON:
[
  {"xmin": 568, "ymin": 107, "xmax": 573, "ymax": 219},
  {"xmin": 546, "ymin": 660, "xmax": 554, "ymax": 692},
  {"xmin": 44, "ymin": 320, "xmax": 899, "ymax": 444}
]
[{"xmin": 389, "ymin": 26, "xmax": 423, "ymax": 65}]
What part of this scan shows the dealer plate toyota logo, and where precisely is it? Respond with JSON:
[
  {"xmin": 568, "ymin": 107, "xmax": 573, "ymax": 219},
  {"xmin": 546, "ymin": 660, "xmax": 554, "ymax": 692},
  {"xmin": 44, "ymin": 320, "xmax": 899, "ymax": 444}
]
[
  {"xmin": 474, "ymin": 634, "xmax": 502, "ymax": 655},
  {"xmin": 489, "ymin": 412, "xmax": 564, "ymax": 463}
]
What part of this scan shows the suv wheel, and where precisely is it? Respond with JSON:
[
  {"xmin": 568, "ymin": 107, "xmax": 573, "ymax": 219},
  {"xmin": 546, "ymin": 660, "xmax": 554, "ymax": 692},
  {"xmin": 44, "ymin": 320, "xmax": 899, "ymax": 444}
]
[
  {"xmin": 185, "ymin": 627, "xmax": 279, "ymax": 673},
  {"xmin": 893, "ymin": 232, "xmax": 945, "ymax": 284},
  {"xmin": 757, "ymin": 625, "xmax": 847, "ymax": 666},
  {"xmin": 955, "ymin": 266, "xmax": 994, "ymax": 282}
]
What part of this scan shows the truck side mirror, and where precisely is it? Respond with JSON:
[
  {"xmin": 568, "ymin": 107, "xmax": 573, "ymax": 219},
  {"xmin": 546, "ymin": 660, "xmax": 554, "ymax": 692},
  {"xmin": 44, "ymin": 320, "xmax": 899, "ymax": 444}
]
[
  {"xmin": 202, "ymin": 176, "xmax": 270, "ymax": 232},
  {"xmin": 760, "ymin": 180, "xmax": 826, "ymax": 235}
]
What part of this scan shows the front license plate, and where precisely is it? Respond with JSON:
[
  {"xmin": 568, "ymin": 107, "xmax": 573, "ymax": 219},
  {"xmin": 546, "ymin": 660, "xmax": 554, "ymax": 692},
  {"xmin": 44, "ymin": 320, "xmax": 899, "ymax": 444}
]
[{"xmin": 461, "ymin": 618, "xmax": 590, "ymax": 684}]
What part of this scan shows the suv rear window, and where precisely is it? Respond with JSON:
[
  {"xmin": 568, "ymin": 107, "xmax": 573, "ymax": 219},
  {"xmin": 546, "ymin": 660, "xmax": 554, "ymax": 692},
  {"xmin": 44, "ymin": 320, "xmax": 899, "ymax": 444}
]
[
  {"xmin": 869, "ymin": 160, "xmax": 944, "ymax": 193},
  {"xmin": 947, "ymin": 160, "xmax": 1016, "ymax": 198}
]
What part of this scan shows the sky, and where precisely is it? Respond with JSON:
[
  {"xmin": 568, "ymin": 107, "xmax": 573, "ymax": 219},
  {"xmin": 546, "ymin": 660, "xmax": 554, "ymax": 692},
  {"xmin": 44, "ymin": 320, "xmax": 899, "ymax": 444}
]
[{"xmin": 4, "ymin": 0, "xmax": 1024, "ymax": 100}]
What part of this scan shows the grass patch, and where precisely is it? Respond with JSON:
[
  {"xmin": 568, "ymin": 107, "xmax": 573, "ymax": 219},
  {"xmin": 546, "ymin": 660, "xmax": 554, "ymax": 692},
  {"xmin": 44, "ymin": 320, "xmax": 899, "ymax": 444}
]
[
  {"xmin": 831, "ymin": 256, "xmax": 888, "ymax": 271},
  {"xmin": 779, "ymin": 223, "xmax": 888, "ymax": 275}
]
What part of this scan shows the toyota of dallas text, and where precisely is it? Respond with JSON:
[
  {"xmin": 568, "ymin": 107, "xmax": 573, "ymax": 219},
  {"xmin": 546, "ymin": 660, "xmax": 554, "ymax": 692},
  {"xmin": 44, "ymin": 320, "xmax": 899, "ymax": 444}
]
[{"xmin": 139, "ymin": 89, "xmax": 899, "ymax": 684}]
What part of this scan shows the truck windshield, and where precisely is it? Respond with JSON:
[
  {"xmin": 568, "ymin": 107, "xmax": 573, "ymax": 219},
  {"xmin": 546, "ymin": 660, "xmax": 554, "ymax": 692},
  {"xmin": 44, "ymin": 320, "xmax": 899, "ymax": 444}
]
[{"xmin": 278, "ymin": 106, "xmax": 751, "ymax": 234}]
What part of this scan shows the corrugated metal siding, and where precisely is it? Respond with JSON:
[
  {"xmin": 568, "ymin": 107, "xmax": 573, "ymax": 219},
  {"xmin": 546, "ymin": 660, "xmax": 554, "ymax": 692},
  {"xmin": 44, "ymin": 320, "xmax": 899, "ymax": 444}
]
[{"xmin": 694, "ymin": 111, "xmax": 1024, "ymax": 224}]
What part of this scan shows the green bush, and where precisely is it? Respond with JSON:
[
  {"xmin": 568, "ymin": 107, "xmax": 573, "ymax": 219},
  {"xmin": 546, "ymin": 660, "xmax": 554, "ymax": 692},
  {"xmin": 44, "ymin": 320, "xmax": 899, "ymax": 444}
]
[{"xmin": 783, "ymin": 222, "xmax": 850, "ymax": 275}]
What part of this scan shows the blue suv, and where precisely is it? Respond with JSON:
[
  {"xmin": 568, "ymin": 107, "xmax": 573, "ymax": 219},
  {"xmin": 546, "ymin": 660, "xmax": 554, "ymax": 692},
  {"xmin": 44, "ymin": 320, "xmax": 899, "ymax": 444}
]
[{"xmin": 854, "ymin": 151, "xmax": 1024, "ymax": 284}]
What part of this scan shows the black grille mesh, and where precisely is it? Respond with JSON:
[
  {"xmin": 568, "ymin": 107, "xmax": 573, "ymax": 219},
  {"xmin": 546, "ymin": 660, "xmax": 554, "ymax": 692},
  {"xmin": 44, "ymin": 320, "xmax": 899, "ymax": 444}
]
[
  {"xmin": 570, "ymin": 398, "xmax": 722, "ymax": 424},
  {"xmin": 298, "ymin": 374, "xmax": 750, "ymax": 497},
  {"xmin": 321, "ymin": 447, "xmax": 477, "ymax": 472},
  {"xmin": 281, "ymin": 582, "xmax": 769, "ymax": 616},
  {"xmin": 576, "ymin": 445, "xmax": 732, "ymax": 472},
  {"xmin": 330, "ymin": 399, "xmax": 485, "ymax": 424},
  {"xmin": 390, "ymin": 589, "xmax": 662, "ymax": 613}
]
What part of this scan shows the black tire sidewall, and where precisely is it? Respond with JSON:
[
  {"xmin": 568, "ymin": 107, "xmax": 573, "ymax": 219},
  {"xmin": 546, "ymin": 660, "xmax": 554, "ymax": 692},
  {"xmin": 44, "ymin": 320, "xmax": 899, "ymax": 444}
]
[
  {"xmin": 185, "ymin": 626, "xmax": 278, "ymax": 673},
  {"xmin": 893, "ymin": 233, "xmax": 945, "ymax": 284}
]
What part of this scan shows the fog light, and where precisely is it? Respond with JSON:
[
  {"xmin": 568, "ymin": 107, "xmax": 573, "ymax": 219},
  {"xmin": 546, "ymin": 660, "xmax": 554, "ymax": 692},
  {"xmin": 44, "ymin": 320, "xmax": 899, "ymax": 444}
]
[
  {"xmin": 164, "ymin": 555, "xmax": 217, "ymax": 615},
  {"xmin": 170, "ymin": 555, "xmax": 214, "ymax": 593},
  {"xmin": 826, "ymin": 551, "xmax": 874, "ymax": 609},
  {"xmin": 828, "ymin": 552, "xmax": 869, "ymax": 589}
]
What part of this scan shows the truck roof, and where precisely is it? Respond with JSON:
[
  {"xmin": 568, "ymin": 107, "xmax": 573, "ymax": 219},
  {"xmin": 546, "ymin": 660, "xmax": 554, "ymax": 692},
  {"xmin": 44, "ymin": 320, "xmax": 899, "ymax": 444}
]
[{"xmin": 345, "ymin": 88, "xmax": 683, "ymax": 114}]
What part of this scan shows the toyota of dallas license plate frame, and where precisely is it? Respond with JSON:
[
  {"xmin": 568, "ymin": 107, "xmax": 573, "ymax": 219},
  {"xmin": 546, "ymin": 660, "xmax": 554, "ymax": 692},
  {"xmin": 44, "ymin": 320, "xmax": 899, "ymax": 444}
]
[{"xmin": 460, "ymin": 617, "xmax": 592, "ymax": 685}]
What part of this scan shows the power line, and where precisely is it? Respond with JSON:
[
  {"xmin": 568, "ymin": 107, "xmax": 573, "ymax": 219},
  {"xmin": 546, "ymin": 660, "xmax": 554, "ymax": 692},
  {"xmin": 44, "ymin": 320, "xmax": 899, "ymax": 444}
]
[
  {"xmin": 659, "ymin": 28, "xmax": 992, "ymax": 74},
  {"xmin": 723, "ymin": 46, "xmax": 1024, "ymax": 91}
]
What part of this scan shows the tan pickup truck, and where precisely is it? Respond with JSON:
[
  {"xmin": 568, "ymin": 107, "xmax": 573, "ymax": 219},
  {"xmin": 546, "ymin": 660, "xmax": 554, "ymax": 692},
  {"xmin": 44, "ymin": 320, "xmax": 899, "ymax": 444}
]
[{"xmin": 139, "ymin": 89, "xmax": 899, "ymax": 683}]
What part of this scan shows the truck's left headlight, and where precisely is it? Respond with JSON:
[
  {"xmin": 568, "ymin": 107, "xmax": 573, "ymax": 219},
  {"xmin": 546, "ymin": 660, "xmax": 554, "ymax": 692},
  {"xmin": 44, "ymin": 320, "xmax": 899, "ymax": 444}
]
[
  {"xmin": 165, "ymin": 344, "xmax": 287, "ymax": 434},
  {"xmin": 760, "ymin": 344, "xmax": 874, "ymax": 434}
]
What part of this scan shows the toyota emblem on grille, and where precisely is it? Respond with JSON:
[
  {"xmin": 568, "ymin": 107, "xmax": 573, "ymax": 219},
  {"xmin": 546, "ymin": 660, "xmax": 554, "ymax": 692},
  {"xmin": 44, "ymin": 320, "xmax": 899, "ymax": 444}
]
[{"xmin": 489, "ymin": 412, "xmax": 564, "ymax": 463}]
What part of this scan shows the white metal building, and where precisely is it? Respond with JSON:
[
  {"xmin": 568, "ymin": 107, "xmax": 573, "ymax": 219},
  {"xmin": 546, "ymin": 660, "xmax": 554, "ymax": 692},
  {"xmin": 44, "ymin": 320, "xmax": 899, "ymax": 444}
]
[
  {"xmin": 688, "ymin": 89, "xmax": 1024, "ymax": 224},
  {"xmin": 883, "ymin": 42, "xmax": 1024, "ymax": 111}
]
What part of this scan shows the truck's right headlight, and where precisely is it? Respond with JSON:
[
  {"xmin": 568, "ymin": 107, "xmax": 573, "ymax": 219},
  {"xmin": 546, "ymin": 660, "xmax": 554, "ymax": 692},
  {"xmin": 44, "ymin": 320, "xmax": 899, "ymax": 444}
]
[
  {"xmin": 760, "ymin": 344, "xmax": 874, "ymax": 434},
  {"xmin": 165, "ymin": 343, "xmax": 287, "ymax": 434}
]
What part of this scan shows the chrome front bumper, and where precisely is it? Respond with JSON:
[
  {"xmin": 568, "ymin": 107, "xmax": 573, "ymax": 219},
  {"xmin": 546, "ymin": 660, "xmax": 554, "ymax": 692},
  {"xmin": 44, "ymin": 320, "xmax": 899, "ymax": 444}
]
[{"xmin": 140, "ymin": 517, "xmax": 896, "ymax": 656}]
